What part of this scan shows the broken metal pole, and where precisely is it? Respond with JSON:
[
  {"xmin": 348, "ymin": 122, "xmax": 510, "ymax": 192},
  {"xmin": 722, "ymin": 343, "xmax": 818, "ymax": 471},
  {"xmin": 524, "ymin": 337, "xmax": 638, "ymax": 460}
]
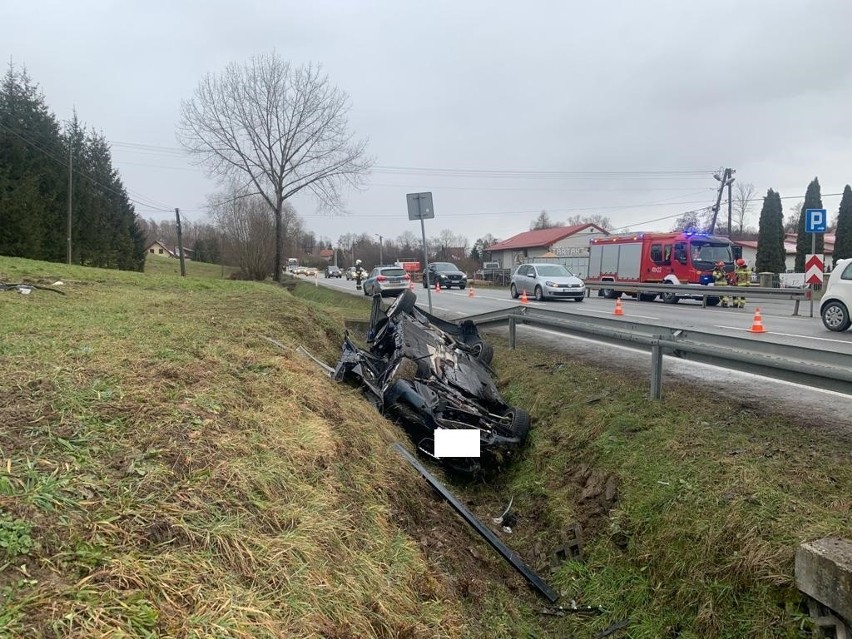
[{"xmin": 393, "ymin": 442, "xmax": 559, "ymax": 603}]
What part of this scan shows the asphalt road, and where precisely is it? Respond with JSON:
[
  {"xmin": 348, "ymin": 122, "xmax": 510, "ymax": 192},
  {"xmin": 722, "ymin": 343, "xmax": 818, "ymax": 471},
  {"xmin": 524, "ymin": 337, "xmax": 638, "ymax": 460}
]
[
  {"xmin": 310, "ymin": 275, "xmax": 852, "ymax": 356},
  {"xmin": 304, "ymin": 274, "xmax": 852, "ymax": 436}
]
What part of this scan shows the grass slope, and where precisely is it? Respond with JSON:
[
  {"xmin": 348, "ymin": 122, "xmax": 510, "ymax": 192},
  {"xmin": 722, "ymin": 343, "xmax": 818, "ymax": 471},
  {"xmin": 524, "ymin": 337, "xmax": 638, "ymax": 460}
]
[{"xmin": 0, "ymin": 257, "xmax": 487, "ymax": 638}]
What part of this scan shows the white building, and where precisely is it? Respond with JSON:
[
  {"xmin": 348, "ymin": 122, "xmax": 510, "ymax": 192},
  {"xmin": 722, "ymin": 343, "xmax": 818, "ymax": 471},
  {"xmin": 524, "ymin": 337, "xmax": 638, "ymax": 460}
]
[{"xmin": 485, "ymin": 224, "xmax": 609, "ymax": 278}]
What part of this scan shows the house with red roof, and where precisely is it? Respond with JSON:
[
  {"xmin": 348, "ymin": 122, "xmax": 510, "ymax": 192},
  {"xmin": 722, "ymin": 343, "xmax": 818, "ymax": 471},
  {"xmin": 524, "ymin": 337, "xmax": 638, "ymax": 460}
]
[{"xmin": 485, "ymin": 224, "xmax": 609, "ymax": 277}]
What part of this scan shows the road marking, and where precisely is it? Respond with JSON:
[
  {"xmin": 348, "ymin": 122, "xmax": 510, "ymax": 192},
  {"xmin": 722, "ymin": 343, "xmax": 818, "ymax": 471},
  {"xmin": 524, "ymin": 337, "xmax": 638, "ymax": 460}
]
[{"xmin": 716, "ymin": 326, "xmax": 852, "ymax": 345}]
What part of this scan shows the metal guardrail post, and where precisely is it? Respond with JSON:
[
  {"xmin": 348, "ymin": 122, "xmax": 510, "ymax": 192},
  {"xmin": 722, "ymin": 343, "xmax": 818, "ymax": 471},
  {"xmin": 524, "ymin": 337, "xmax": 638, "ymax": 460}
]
[
  {"xmin": 508, "ymin": 316, "xmax": 517, "ymax": 349},
  {"xmin": 650, "ymin": 341, "xmax": 663, "ymax": 400}
]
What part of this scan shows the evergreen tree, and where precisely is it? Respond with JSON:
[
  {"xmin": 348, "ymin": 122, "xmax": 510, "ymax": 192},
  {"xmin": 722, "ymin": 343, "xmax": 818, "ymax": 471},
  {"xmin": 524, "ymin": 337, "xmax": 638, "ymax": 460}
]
[
  {"xmin": 0, "ymin": 63, "xmax": 66, "ymax": 259},
  {"xmin": 795, "ymin": 178, "xmax": 824, "ymax": 272},
  {"xmin": 834, "ymin": 185, "xmax": 852, "ymax": 267},
  {"xmin": 755, "ymin": 189, "xmax": 785, "ymax": 273}
]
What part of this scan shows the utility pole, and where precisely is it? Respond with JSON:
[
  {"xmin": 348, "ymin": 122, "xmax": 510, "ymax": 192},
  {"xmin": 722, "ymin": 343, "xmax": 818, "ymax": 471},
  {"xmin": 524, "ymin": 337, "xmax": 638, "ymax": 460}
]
[
  {"xmin": 67, "ymin": 143, "xmax": 72, "ymax": 264},
  {"xmin": 727, "ymin": 176, "xmax": 734, "ymax": 237},
  {"xmin": 376, "ymin": 234, "xmax": 383, "ymax": 265},
  {"xmin": 710, "ymin": 168, "xmax": 735, "ymax": 235},
  {"xmin": 175, "ymin": 208, "xmax": 186, "ymax": 277}
]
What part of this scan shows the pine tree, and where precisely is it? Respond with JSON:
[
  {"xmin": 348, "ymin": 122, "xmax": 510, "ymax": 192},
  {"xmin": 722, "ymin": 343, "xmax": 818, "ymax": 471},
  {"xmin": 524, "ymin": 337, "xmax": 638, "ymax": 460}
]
[
  {"xmin": 833, "ymin": 185, "xmax": 852, "ymax": 267},
  {"xmin": 755, "ymin": 189, "xmax": 786, "ymax": 273},
  {"xmin": 0, "ymin": 63, "xmax": 66, "ymax": 259},
  {"xmin": 795, "ymin": 178, "xmax": 824, "ymax": 272}
]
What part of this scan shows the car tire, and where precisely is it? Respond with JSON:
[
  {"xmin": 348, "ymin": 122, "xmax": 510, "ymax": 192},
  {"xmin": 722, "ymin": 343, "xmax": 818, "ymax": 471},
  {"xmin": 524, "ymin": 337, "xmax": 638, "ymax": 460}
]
[
  {"xmin": 510, "ymin": 283, "xmax": 519, "ymax": 299},
  {"xmin": 821, "ymin": 300, "xmax": 852, "ymax": 332},
  {"xmin": 500, "ymin": 407, "xmax": 531, "ymax": 441},
  {"xmin": 638, "ymin": 292, "xmax": 656, "ymax": 302},
  {"xmin": 661, "ymin": 284, "xmax": 679, "ymax": 304},
  {"xmin": 459, "ymin": 283, "xmax": 466, "ymax": 290},
  {"xmin": 469, "ymin": 340, "xmax": 494, "ymax": 365},
  {"xmin": 706, "ymin": 297, "xmax": 720, "ymax": 307},
  {"xmin": 574, "ymin": 297, "xmax": 584, "ymax": 303},
  {"xmin": 534, "ymin": 286, "xmax": 545, "ymax": 302}
]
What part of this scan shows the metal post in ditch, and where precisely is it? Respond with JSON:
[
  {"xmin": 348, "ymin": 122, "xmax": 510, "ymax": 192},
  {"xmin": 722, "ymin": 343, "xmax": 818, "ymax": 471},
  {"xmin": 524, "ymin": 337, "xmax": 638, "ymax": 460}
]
[
  {"xmin": 650, "ymin": 340, "xmax": 663, "ymax": 400},
  {"xmin": 509, "ymin": 316, "xmax": 517, "ymax": 350}
]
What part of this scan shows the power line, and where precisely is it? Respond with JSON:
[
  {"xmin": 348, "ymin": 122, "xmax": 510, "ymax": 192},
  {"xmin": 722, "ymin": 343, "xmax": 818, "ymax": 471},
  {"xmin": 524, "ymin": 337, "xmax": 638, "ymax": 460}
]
[{"xmin": 0, "ymin": 122, "xmax": 172, "ymax": 212}]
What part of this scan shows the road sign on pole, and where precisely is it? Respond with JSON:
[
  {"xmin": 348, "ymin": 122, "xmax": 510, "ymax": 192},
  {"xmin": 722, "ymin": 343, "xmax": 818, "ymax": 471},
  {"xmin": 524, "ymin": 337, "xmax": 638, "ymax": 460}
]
[
  {"xmin": 407, "ymin": 192, "xmax": 435, "ymax": 220},
  {"xmin": 806, "ymin": 209, "xmax": 827, "ymax": 233},
  {"xmin": 806, "ymin": 254, "xmax": 824, "ymax": 285},
  {"xmin": 407, "ymin": 192, "xmax": 434, "ymax": 313}
]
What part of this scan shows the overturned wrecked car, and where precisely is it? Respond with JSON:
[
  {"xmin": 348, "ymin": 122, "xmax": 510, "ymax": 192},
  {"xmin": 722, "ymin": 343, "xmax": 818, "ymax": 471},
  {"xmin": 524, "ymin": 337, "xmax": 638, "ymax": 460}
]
[{"xmin": 333, "ymin": 290, "xmax": 530, "ymax": 474}]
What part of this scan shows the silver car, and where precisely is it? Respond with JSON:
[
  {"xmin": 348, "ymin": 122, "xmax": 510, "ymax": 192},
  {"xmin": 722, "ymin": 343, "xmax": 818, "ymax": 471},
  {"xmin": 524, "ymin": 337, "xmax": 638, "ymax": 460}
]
[
  {"xmin": 510, "ymin": 263, "xmax": 585, "ymax": 301},
  {"xmin": 363, "ymin": 266, "xmax": 411, "ymax": 297}
]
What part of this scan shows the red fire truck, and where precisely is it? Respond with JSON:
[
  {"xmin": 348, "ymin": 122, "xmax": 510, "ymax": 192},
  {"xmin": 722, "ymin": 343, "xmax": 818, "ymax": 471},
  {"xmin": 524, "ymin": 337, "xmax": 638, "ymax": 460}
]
[{"xmin": 586, "ymin": 231, "xmax": 735, "ymax": 304}]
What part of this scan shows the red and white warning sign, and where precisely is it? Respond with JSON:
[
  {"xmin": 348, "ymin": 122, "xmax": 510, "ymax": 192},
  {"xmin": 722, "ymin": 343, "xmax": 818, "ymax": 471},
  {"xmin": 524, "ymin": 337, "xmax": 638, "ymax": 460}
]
[{"xmin": 806, "ymin": 254, "xmax": 824, "ymax": 285}]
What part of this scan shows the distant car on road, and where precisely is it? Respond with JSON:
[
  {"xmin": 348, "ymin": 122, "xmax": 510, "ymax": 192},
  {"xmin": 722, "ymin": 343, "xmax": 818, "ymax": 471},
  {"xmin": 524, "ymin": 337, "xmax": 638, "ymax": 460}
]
[
  {"xmin": 345, "ymin": 267, "xmax": 357, "ymax": 280},
  {"xmin": 510, "ymin": 263, "xmax": 585, "ymax": 301},
  {"xmin": 304, "ymin": 267, "xmax": 318, "ymax": 277},
  {"xmin": 820, "ymin": 257, "xmax": 852, "ymax": 331},
  {"xmin": 325, "ymin": 265, "xmax": 342, "ymax": 278},
  {"xmin": 423, "ymin": 262, "xmax": 467, "ymax": 289},
  {"xmin": 363, "ymin": 266, "xmax": 411, "ymax": 297}
]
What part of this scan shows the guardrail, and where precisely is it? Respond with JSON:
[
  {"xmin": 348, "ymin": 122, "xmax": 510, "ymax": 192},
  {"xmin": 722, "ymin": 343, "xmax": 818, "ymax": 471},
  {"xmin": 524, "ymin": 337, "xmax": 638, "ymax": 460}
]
[
  {"xmin": 583, "ymin": 281, "xmax": 811, "ymax": 315},
  {"xmin": 461, "ymin": 306, "xmax": 852, "ymax": 399}
]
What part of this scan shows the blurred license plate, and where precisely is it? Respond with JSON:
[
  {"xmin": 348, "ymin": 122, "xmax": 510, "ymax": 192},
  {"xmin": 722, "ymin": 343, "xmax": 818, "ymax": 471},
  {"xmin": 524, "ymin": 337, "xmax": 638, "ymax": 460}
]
[{"xmin": 390, "ymin": 278, "xmax": 402, "ymax": 284}]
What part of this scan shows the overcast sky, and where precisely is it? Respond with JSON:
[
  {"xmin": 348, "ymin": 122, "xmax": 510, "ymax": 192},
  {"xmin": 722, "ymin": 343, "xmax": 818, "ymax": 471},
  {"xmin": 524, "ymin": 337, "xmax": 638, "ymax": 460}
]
[{"xmin": 5, "ymin": 0, "xmax": 852, "ymax": 246}]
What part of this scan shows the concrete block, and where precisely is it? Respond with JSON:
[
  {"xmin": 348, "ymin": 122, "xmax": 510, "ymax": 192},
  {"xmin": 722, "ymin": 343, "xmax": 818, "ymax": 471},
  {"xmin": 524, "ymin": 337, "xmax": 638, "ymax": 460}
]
[{"xmin": 795, "ymin": 537, "xmax": 852, "ymax": 623}]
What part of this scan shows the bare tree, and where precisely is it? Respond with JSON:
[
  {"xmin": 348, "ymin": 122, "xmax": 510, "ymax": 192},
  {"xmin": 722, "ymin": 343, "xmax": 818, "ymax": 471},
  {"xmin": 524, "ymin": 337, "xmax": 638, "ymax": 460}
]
[
  {"xmin": 671, "ymin": 207, "xmax": 713, "ymax": 232},
  {"xmin": 565, "ymin": 213, "xmax": 614, "ymax": 231},
  {"xmin": 178, "ymin": 53, "xmax": 372, "ymax": 281},
  {"xmin": 733, "ymin": 182, "xmax": 756, "ymax": 235},
  {"xmin": 531, "ymin": 210, "xmax": 561, "ymax": 230},
  {"xmin": 208, "ymin": 187, "xmax": 283, "ymax": 280}
]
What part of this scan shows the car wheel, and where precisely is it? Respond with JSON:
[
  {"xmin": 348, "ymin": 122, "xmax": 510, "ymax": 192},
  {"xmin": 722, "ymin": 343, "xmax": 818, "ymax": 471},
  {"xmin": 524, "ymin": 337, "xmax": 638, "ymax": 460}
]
[
  {"xmin": 661, "ymin": 284, "xmax": 679, "ymax": 304},
  {"xmin": 638, "ymin": 292, "xmax": 657, "ymax": 302},
  {"xmin": 499, "ymin": 406, "xmax": 531, "ymax": 441},
  {"xmin": 459, "ymin": 284, "xmax": 466, "ymax": 290},
  {"xmin": 386, "ymin": 289, "xmax": 416, "ymax": 319},
  {"xmin": 534, "ymin": 286, "xmax": 545, "ymax": 301},
  {"xmin": 706, "ymin": 297, "xmax": 720, "ymax": 307},
  {"xmin": 821, "ymin": 300, "xmax": 852, "ymax": 332},
  {"xmin": 510, "ymin": 283, "xmax": 519, "ymax": 299},
  {"xmin": 363, "ymin": 285, "xmax": 370, "ymax": 296},
  {"xmin": 574, "ymin": 297, "xmax": 584, "ymax": 303},
  {"xmin": 469, "ymin": 340, "xmax": 494, "ymax": 365}
]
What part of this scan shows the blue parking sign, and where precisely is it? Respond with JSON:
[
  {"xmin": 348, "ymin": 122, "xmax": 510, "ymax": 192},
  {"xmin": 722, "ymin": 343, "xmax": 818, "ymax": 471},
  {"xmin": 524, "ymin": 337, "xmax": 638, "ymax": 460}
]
[{"xmin": 806, "ymin": 208, "xmax": 827, "ymax": 233}]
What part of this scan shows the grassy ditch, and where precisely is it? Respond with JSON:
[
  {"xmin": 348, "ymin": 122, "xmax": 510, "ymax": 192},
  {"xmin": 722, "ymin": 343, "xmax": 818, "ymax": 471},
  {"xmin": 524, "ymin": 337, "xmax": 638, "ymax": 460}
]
[{"xmin": 2, "ymin": 257, "xmax": 849, "ymax": 638}]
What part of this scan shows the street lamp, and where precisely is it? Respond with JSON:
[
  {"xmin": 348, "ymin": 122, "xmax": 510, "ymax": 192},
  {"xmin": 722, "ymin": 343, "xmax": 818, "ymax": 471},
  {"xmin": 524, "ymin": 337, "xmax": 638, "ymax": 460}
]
[{"xmin": 375, "ymin": 234, "xmax": 383, "ymax": 265}]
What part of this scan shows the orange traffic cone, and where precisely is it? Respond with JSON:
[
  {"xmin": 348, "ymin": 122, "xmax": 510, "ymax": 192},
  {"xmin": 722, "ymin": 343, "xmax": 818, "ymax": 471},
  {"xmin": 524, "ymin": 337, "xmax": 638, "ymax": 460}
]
[
  {"xmin": 748, "ymin": 307, "xmax": 767, "ymax": 333},
  {"xmin": 468, "ymin": 286, "xmax": 474, "ymax": 298},
  {"xmin": 614, "ymin": 297, "xmax": 624, "ymax": 316},
  {"xmin": 435, "ymin": 281, "xmax": 441, "ymax": 293},
  {"xmin": 520, "ymin": 290, "xmax": 529, "ymax": 304}
]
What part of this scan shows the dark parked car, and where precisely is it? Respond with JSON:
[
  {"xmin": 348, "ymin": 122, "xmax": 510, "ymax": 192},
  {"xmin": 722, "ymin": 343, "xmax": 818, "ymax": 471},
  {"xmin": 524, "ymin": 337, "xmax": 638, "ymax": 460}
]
[
  {"xmin": 325, "ymin": 265, "xmax": 342, "ymax": 278},
  {"xmin": 333, "ymin": 290, "xmax": 529, "ymax": 474},
  {"xmin": 423, "ymin": 262, "xmax": 467, "ymax": 289}
]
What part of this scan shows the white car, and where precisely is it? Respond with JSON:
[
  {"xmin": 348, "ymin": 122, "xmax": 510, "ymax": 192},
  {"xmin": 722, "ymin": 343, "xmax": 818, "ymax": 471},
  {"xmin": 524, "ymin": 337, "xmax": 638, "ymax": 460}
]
[
  {"xmin": 820, "ymin": 257, "xmax": 852, "ymax": 332},
  {"xmin": 510, "ymin": 263, "xmax": 585, "ymax": 301}
]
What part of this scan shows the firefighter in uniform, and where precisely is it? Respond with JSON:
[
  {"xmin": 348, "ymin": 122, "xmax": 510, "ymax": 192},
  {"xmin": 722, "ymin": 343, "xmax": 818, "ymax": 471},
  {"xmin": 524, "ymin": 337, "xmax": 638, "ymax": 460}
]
[
  {"xmin": 712, "ymin": 261, "xmax": 731, "ymax": 307},
  {"xmin": 733, "ymin": 258, "xmax": 750, "ymax": 308},
  {"xmin": 354, "ymin": 259, "xmax": 365, "ymax": 290}
]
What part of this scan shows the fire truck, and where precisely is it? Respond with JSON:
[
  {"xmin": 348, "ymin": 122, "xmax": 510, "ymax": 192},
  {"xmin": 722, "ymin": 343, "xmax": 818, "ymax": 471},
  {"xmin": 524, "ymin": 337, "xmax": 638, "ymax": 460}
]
[{"xmin": 586, "ymin": 231, "xmax": 735, "ymax": 304}]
